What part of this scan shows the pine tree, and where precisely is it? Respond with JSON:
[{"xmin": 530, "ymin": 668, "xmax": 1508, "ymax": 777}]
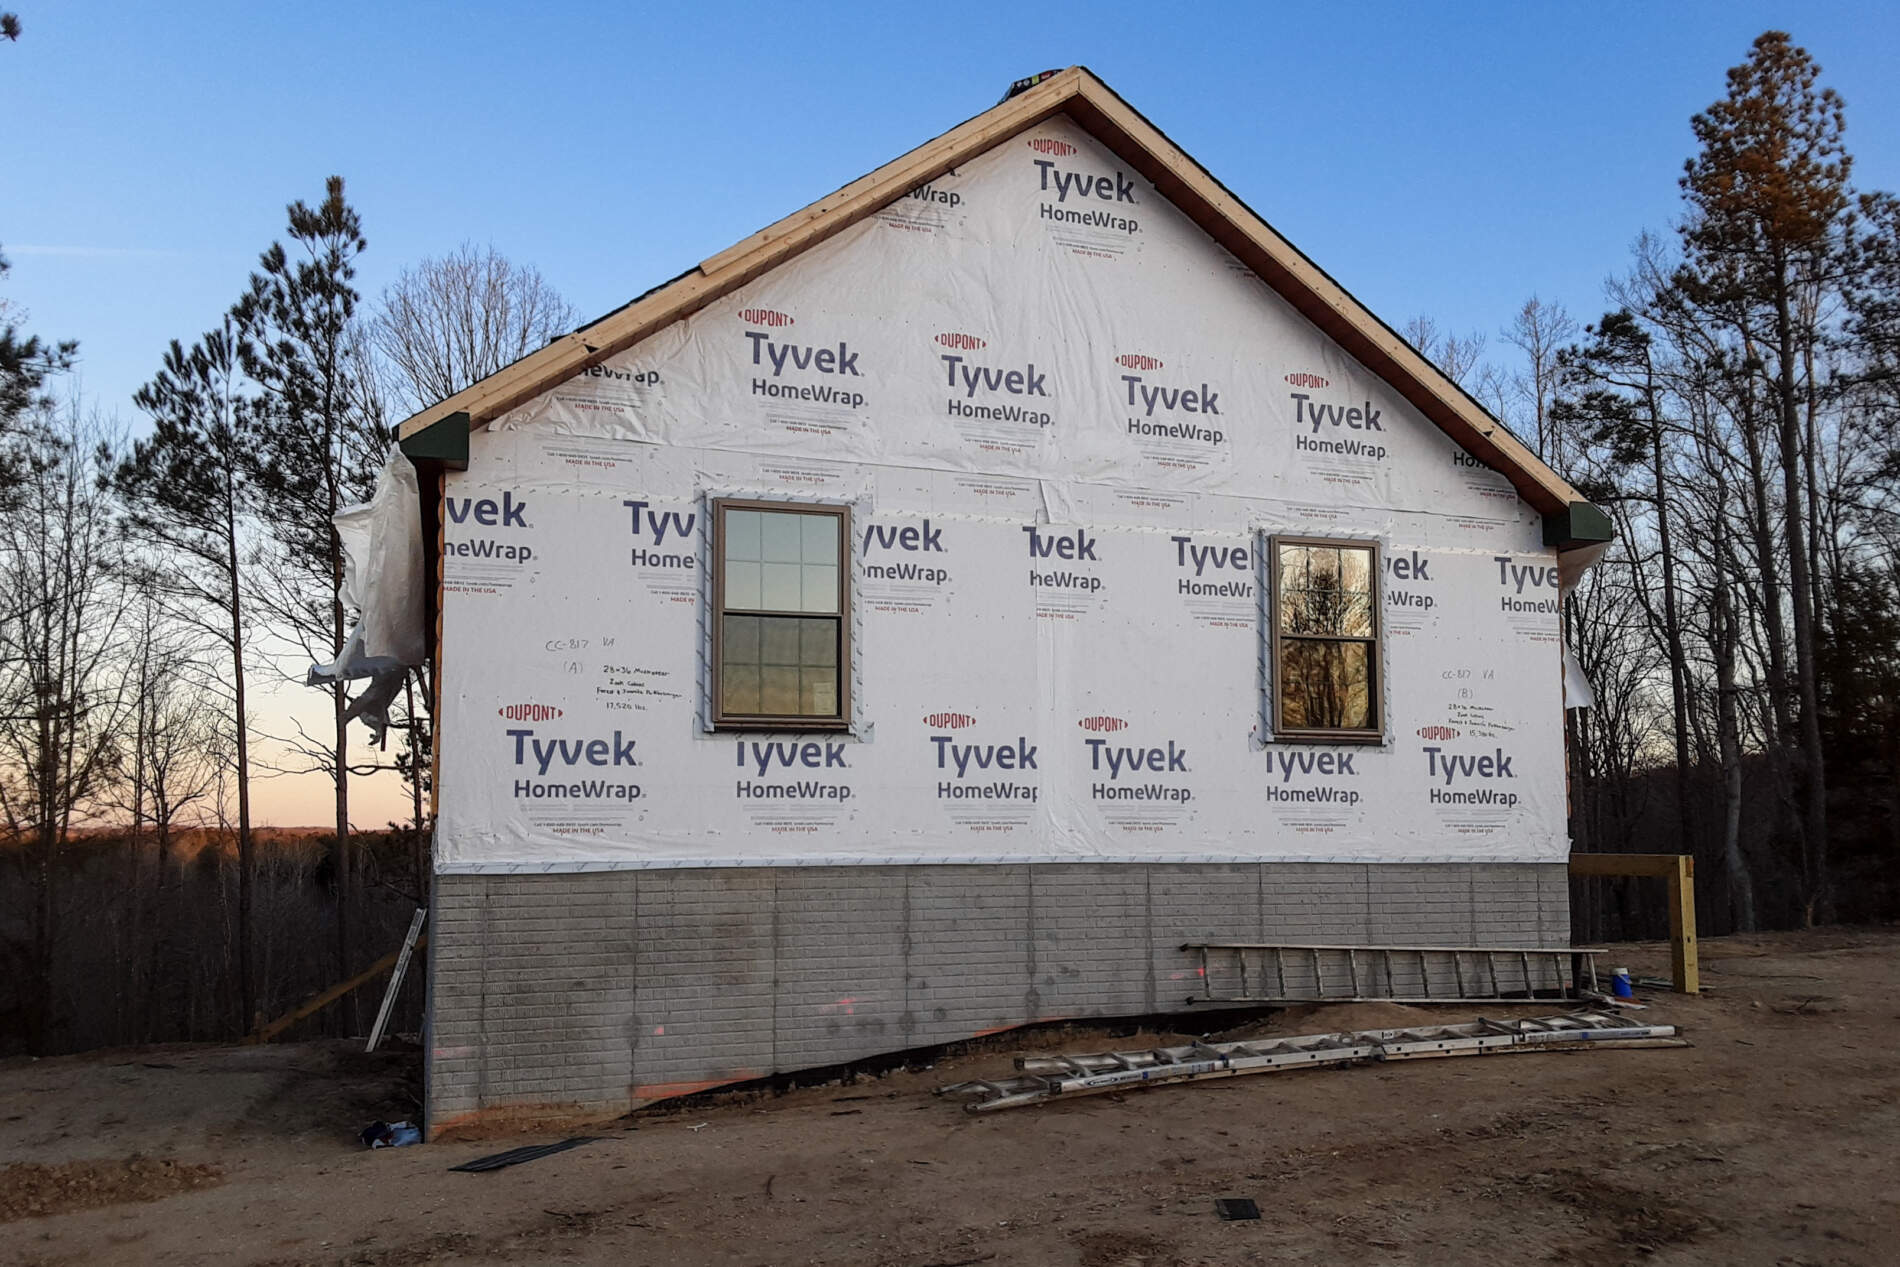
[
  {"xmin": 1680, "ymin": 31, "xmax": 1851, "ymax": 922},
  {"xmin": 235, "ymin": 177, "xmax": 383, "ymax": 998},
  {"xmin": 113, "ymin": 318, "xmax": 262, "ymax": 1032},
  {"xmin": 0, "ymin": 247, "xmax": 76, "ymax": 501}
]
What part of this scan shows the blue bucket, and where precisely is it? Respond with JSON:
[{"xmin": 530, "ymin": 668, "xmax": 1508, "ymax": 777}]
[{"xmin": 1611, "ymin": 968, "xmax": 1634, "ymax": 999}]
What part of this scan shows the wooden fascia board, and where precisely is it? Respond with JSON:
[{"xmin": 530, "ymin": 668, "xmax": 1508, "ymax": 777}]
[{"xmin": 397, "ymin": 70, "xmax": 1084, "ymax": 442}]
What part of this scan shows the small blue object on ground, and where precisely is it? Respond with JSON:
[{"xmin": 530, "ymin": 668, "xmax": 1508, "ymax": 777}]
[
  {"xmin": 360, "ymin": 1120, "xmax": 421, "ymax": 1148},
  {"xmin": 1611, "ymin": 968, "xmax": 1635, "ymax": 999}
]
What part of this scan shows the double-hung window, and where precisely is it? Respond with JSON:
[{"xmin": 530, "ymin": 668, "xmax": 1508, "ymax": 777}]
[
  {"xmin": 711, "ymin": 499, "xmax": 851, "ymax": 729},
  {"xmin": 1269, "ymin": 536, "xmax": 1382, "ymax": 740}
]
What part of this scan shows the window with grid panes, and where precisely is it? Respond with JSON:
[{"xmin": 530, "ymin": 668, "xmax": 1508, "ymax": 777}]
[
  {"xmin": 711, "ymin": 500, "xmax": 850, "ymax": 728},
  {"xmin": 1269, "ymin": 537, "xmax": 1382, "ymax": 740}
]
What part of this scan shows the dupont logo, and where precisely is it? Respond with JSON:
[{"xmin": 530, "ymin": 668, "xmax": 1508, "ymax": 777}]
[
  {"xmin": 934, "ymin": 332, "xmax": 987, "ymax": 351},
  {"xmin": 1078, "ymin": 715, "xmax": 1128, "ymax": 733},
  {"xmin": 738, "ymin": 308, "xmax": 794, "ymax": 328},
  {"xmin": 1418, "ymin": 725, "xmax": 1460, "ymax": 741},
  {"xmin": 923, "ymin": 711, "xmax": 977, "ymax": 729},
  {"xmin": 1116, "ymin": 353, "xmax": 1164, "ymax": 371},
  {"xmin": 1026, "ymin": 137, "xmax": 1077, "ymax": 157},
  {"xmin": 1285, "ymin": 372, "xmax": 1330, "ymax": 389},
  {"xmin": 499, "ymin": 703, "xmax": 564, "ymax": 722}
]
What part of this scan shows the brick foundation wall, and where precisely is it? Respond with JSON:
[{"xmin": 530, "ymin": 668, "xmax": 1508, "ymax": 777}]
[{"xmin": 424, "ymin": 862, "xmax": 1569, "ymax": 1137}]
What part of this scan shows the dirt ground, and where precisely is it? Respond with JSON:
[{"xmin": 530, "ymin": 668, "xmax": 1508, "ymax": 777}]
[{"xmin": 1, "ymin": 928, "xmax": 1896, "ymax": 1266}]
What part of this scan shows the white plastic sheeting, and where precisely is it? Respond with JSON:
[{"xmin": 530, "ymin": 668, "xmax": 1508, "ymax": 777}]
[
  {"xmin": 1558, "ymin": 540, "xmax": 1612, "ymax": 710},
  {"xmin": 309, "ymin": 449, "xmax": 427, "ymax": 740},
  {"xmin": 433, "ymin": 116, "xmax": 1574, "ymax": 873}
]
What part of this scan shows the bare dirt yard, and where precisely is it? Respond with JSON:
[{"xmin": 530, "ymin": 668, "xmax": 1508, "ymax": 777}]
[{"xmin": 2, "ymin": 927, "xmax": 1896, "ymax": 1266}]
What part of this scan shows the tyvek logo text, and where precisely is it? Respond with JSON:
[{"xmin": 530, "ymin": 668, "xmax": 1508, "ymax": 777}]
[
  {"xmin": 1122, "ymin": 370, "xmax": 1224, "ymax": 447},
  {"xmin": 1084, "ymin": 723, "xmax": 1191, "ymax": 803},
  {"xmin": 931, "ymin": 724, "xmax": 1038, "ymax": 803},
  {"xmin": 1385, "ymin": 549, "xmax": 1435, "ymax": 611},
  {"xmin": 624, "ymin": 500, "xmax": 697, "ymax": 571},
  {"xmin": 863, "ymin": 518, "xmax": 948, "ymax": 586},
  {"xmin": 735, "ymin": 740, "xmax": 852, "ymax": 802},
  {"xmin": 1289, "ymin": 390, "xmax": 1388, "ymax": 462},
  {"xmin": 1035, "ymin": 158, "xmax": 1140, "ymax": 235},
  {"xmin": 1025, "ymin": 526, "xmax": 1102, "ymax": 593},
  {"xmin": 1171, "ymin": 535, "xmax": 1252, "ymax": 599},
  {"xmin": 446, "ymin": 491, "xmax": 532, "ymax": 563},
  {"xmin": 579, "ymin": 364, "xmax": 660, "ymax": 386},
  {"xmin": 744, "ymin": 319, "xmax": 867, "ymax": 410},
  {"xmin": 941, "ymin": 343, "xmax": 1052, "ymax": 428},
  {"xmin": 1495, "ymin": 557, "xmax": 1559, "ymax": 614},
  {"xmin": 507, "ymin": 728, "xmax": 641, "ymax": 802},
  {"xmin": 906, "ymin": 182, "xmax": 962, "ymax": 208},
  {"xmin": 1264, "ymin": 749, "xmax": 1363, "ymax": 807},
  {"xmin": 1423, "ymin": 746, "xmax": 1519, "ymax": 808}
]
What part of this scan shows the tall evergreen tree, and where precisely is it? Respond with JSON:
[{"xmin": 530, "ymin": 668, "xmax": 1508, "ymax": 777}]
[
  {"xmin": 235, "ymin": 177, "xmax": 383, "ymax": 995},
  {"xmin": 1680, "ymin": 31, "xmax": 1851, "ymax": 921},
  {"xmin": 113, "ymin": 318, "xmax": 262, "ymax": 1031},
  {"xmin": 0, "ymin": 247, "xmax": 76, "ymax": 500}
]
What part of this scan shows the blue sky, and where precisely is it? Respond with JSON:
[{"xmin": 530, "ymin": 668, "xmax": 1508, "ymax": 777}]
[
  {"xmin": 8, "ymin": 2, "xmax": 1899, "ymax": 418},
  {"xmin": 5, "ymin": 2, "xmax": 1896, "ymax": 822}
]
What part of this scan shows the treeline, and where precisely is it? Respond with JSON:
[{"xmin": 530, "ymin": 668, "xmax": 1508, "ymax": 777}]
[
  {"xmin": 6, "ymin": 828, "xmax": 427, "ymax": 1052},
  {"xmin": 0, "ymin": 176, "xmax": 577, "ymax": 1054},
  {"xmin": 1445, "ymin": 34, "xmax": 1900, "ymax": 935}
]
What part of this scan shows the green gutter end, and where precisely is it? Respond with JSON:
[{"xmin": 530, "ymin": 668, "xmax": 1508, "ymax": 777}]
[
  {"xmin": 398, "ymin": 411, "xmax": 471, "ymax": 470},
  {"xmin": 1543, "ymin": 500, "xmax": 1614, "ymax": 551}
]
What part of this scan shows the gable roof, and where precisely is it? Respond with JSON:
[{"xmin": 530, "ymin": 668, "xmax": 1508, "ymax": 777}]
[{"xmin": 397, "ymin": 67, "xmax": 1598, "ymax": 529}]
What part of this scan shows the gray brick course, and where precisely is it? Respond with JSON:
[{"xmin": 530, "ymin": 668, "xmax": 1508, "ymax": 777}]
[{"xmin": 426, "ymin": 860, "xmax": 1569, "ymax": 1136}]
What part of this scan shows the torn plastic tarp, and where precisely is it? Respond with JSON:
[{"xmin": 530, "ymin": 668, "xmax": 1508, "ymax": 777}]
[{"xmin": 308, "ymin": 449, "xmax": 427, "ymax": 742}]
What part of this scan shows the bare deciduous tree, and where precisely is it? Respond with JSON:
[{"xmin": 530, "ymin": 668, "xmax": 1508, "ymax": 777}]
[
  {"xmin": 371, "ymin": 242, "xmax": 577, "ymax": 414},
  {"xmin": 1400, "ymin": 314, "xmax": 1490, "ymax": 388},
  {"xmin": 0, "ymin": 401, "xmax": 130, "ymax": 1053},
  {"xmin": 1504, "ymin": 295, "xmax": 1579, "ymax": 458}
]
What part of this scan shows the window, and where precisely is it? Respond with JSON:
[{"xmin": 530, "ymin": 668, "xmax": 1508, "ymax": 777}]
[
  {"xmin": 711, "ymin": 499, "xmax": 850, "ymax": 729},
  {"xmin": 1269, "ymin": 537, "xmax": 1381, "ymax": 740}
]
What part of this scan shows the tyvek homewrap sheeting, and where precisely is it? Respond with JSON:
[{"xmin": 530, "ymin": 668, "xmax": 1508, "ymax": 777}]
[{"xmin": 434, "ymin": 115, "xmax": 1567, "ymax": 873}]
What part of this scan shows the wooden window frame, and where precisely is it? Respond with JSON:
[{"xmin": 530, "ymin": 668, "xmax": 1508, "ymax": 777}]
[
  {"xmin": 710, "ymin": 497, "xmax": 853, "ymax": 732},
  {"xmin": 1267, "ymin": 534, "xmax": 1384, "ymax": 744}
]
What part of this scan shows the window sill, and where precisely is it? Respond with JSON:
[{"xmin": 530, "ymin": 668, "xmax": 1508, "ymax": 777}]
[
  {"xmin": 711, "ymin": 717, "xmax": 853, "ymax": 733},
  {"xmin": 1267, "ymin": 730, "xmax": 1387, "ymax": 746}
]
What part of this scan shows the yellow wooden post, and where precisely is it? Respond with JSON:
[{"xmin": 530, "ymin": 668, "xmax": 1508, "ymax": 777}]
[
  {"xmin": 1567, "ymin": 853, "xmax": 1698, "ymax": 994},
  {"xmin": 1666, "ymin": 855, "xmax": 1698, "ymax": 994}
]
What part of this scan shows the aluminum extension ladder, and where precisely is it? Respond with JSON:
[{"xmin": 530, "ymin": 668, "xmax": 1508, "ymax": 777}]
[
  {"xmin": 1179, "ymin": 942, "xmax": 1604, "ymax": 1006},
  {"xmin": 938, "ymin": 1011, "xmax": 1678, "ymax": 1112}
]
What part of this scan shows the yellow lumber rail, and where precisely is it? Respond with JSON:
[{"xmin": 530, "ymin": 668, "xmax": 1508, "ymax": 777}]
[
  {"xmin": 1568, "ymin": 854, "xmax": 1697, "ymax": 994},
  {"xmin": 245, "ymin": 934, "xmax": 429, "ymax": 1044}
]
